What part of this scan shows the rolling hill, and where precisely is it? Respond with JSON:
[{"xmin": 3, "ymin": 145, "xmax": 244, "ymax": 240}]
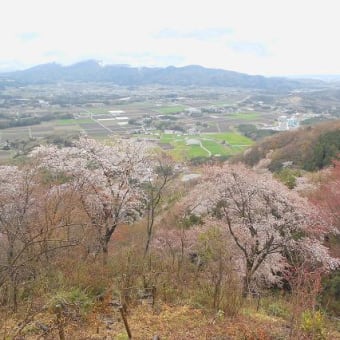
[{"xmin": 239, "ymin": 120, "xmax": 340, "ymax": 172}]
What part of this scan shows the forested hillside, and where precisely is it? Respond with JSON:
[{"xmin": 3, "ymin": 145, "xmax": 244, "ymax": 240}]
[
  {"xmin": 0, "ymin": 135, "xmax": 339, "ymax": 339},
  {"xmin": 240, "ymin": 120, "xmax": 340, "ymax": 172}
]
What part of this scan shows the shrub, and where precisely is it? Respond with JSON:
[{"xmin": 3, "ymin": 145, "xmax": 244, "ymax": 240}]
[
  {"xmin": 274, "ymin": 168, "xmax": 301, "ymax": 189},
  {"xmin": 48, "ymin": 288, "xmax": 94, "ymax": 316},
  {"xmin": 300, "ymin": 310, "xmax": 327, "ymax": 340},
  {"xmin": 266, "ymin": 302, "xmax": 289, "ymax": 318},
  {"xmin": 320, "ymin": 271, "xmax": 340, "ymax": 315},
  {"xmin": 191, "ymin": 227, "xmax": 243, "ymax": 316}
]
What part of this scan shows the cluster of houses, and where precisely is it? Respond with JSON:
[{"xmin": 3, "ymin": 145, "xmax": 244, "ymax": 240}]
[
  {"xmin": 277, "ymin": 115, "xmax": 300, "ymax": 131},
  {"xmin": 261, "ymin": 114, "xmax": 300, "ymax": 131}
]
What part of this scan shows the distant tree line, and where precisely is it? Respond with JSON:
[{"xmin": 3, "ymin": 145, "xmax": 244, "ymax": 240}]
[
  {"xmin": 238, "ymin": 124, "xmax": 277, "ymax": 140},
  {"xmin": 0, "ymin": 113, "xmax": 73, "ymax": 129}
]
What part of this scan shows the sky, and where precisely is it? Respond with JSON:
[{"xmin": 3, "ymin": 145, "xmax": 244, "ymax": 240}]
[{"xmin": 1, "ymin": 0, "xmax": 339, "ymax": 76}]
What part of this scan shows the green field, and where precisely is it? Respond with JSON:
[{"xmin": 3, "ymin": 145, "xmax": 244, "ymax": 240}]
[
  {"xmin": 152, "ymin": 132, "xmax": 253, "ymax": 160},
  {"xmin": 228, "ymin": 112, "xmax": 261, "ymax": 120},
  {"xmin": 0, "ymin": 117, "xmax": 253, "ymax": 162},
  {"xmin": 154, "ymin": 105, "xmax": 186, "ymax": 114},
  {"xmin": 160, "ymin": 134, "xmax": 182, "ymax": 143},
  {"xmin": 187, "ymin": 144, "xmax": 209, "ymax": 158},
  {"xmin": 201, "ymin": 140, "xmax": 230, "ymax": 156},
  {"xmin": 203, "ymin": 132, "xmax": 253, "ymax": 145}
]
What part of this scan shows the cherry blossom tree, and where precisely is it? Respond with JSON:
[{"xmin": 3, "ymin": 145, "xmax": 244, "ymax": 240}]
[
  {"xmin": 185, "ymin": 164, "xmax": 338, "ymax": 295},
  {"xmin": 31, "ymin": 137, "xmax": 156, "ymax": 264},
  {"xmin": 143, "ymin": 152, "xmax": 174, "ymax": 256},
  {"xmin": 0, "ymin": 165, "xmax": 77, "ymax": 310},
  {"xmin": 0, "ymin": 166, "xmax": 36, "ymax": 310}
]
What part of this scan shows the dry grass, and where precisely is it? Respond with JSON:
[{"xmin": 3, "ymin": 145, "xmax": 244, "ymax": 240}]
[
  {"xmin": 0, "ymin": 302, "xmax": 286, "ymax": 339},
  {"xmin": 2, "ymin": 295, "xmax": 340, "ymax": 339}
]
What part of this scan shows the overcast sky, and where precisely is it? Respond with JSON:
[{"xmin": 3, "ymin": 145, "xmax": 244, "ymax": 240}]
[{"xmin": 1, "ymin": 0, "xmax": 339, "ymax": 75}]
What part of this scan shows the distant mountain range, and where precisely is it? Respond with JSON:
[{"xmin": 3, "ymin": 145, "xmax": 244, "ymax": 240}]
[
  {"xmin": 0, "ymin": 60, "xmax": 325, "ymax": 90},
  {"xmin": 287, "ymin": 74, "xmax": 340, "ymax": 82}
]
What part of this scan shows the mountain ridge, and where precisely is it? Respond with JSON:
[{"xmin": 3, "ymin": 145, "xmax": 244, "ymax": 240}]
[{"xmin": 0, "ymin": 60, "xmax": 311, "ymax": 90}]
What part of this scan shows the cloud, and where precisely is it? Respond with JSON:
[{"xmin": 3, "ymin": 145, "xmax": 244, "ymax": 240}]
[
  {"xmin": 155, "ymin": 28, "xmax": 233, "ymax": 41},
  {"xmin": 18, "ymin": 32, "xmax": 39, "ymax": 42},
  {"xmin": 228, "ymin": 41, "xmax": 269, "ymax": 57},
  {"xmin": 100, "ymin": 53, "xmax": 186, "ymax": 68},
  {"xmin": 43, "ymin": 50, "xmax": 65, "ymax": 59},
  {"xmin": 0, "ymin": 61, "xmax": 26, "ymax": 72},
  {"xmin": 1, "ymin": 0, "xmax": 340, "ymax": 75}
]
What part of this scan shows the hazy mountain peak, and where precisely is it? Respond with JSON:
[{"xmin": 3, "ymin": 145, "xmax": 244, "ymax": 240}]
[{"xmin": 0, "ymin": 60, "xmax": 315, "ymax": 90}]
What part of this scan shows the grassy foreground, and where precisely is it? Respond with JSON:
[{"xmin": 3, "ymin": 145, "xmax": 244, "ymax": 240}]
[{"xmin": 2, "ymin": 297, "xmax": 339, "ymax": 339}]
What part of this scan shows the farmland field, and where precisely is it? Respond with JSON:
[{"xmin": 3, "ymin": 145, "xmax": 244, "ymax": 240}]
[
  {"xmin": 228, "ymin": 112, "xmax": 261, "ymax": 120},
  {"xmin": 187, "ymin": 144, "xmax": 209, "ymax": 158},
  {"xmin": 149, "ymin": 131, "xmax": 252, "ymax": 160},
  {"xmin": 56, "ymin": 118, "xmax": 93, "ymax": 125},
  {"xmin": 0, "ymin": 86, "xmax": 269, "ymax": 161},
  {"xmin": 0, "ymin": 127, "xmax": 30, "ymax": 141},
  {"xmin": 201, "ymin": 140, "xmax": 231, "ymax": 156},
  {"xmin": 203, "ymin": 132, "xmax": 253, "ymax": 145}
]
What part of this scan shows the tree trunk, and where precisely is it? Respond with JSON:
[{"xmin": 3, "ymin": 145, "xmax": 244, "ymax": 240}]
[
  {"xmin": 242, "ymin": 268, "xmax": 253, "ymax": 297},
  {"xmin": 242, "ymin": 276, "xmax": 249, "ymax": 298},
  {"xmin": 101, "ymin": 224, "xmax": 117, "ymax": 265},
  {"xmin": 102, "ymin": 243, "xmax": 108, "ymax": 266},
  {"xmin": 10, "ymin": 271, "xmax": 18, "ymax": 312},
  {"xmin": 7, "ymin": 240, "xmax": 18, "ymax": 311}
]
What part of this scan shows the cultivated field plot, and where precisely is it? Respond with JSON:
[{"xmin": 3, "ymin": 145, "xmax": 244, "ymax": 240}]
[
  {"xmin": 32, "ymin": 121, "xmax": 82, "ymax": 138},
  {"xmin": 0, "ymin": 99, "xmax": 264, "ymax": 157},
  {"xmin": 78, "ymin": 122, "xmax": 110, "ymax": 138},
  {"xmin": 99, "ymin": 119, "xmax": 125, "ymax": 127},
  {"xmin": 99, "ymin": 119, "xmax": 129, "ymax": 129},
  {"xmin": 138, "ymin": 132, "xmax": 253, "ymax": 160},
  {"xmin": 203, "ymin": 132, "xmax": 253, "ymax": 145},
  {"xmin": 0, "ymin": 127, "xmax": 30, "ymax": 141},
  {"xmin": 228, "ymin": 112, "xmax": 261, "ymax": 120},
  {"xmin": 56, "ymin": 118, "xmax": 119, "ymax": 137},
  {"xmin": 153, "ymin": 105, "xmax": 187, "ymax": 114},
  {"xmin": 56, "ymin": 118, "xmax": 93, "ymax": 125}
]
